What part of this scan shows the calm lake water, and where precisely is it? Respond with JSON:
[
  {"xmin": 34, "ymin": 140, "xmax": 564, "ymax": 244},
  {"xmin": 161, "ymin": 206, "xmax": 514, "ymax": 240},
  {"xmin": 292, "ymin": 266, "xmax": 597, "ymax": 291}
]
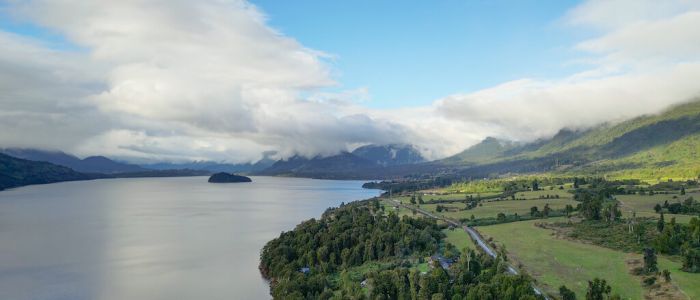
[{"xmin": 0, "ymin": 176, "xmax": 379, "ymax": 300}]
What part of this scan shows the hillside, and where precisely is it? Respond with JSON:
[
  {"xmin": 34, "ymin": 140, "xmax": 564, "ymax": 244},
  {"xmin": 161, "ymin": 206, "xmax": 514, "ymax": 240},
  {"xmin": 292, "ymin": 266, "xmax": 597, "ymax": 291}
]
[
  {"xmin": 0, "ymin": 153, "xmax": 104, "ymax": 190},
  {"xmin": 441, "ymin": 100, "xmax": 700, "ymax": 181},
  {"xmin": 1, "ymin": 148, "xmax": 147, "ymax": 174},
  {"xmin": 351, "ymin": 144, "xmax": 425, "ymax": 166},
  {"xmin": 256, "ymin": 152, "xmax": 378, "ymax": 179},
  {"xmin": 440, "ymin": 137, "xmax": 519, "ymax": 165},
  {"xmin": 142, "ymin": 157, "xmax": 275, "ymax": 174}
]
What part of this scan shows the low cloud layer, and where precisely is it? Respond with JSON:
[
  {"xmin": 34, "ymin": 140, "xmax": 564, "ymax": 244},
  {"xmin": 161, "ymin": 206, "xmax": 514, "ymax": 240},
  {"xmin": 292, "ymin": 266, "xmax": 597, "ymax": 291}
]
[{"xmin": 1, "ymin": 0, "xmax": 699, "ymax": 163}]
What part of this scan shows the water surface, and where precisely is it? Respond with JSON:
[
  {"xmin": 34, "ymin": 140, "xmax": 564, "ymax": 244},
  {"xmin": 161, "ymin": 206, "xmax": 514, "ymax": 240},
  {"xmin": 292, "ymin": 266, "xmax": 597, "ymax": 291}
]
[{"xmin": 0, "ymin": 176, "xmax": 379, "ymax": 300}]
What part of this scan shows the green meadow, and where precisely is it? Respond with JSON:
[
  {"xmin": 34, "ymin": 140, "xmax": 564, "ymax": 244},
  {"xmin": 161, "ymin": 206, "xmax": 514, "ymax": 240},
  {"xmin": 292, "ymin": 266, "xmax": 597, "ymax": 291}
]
[{"xmin": 478, "ymin": 218, "xmax": 700, "ymax": 299}]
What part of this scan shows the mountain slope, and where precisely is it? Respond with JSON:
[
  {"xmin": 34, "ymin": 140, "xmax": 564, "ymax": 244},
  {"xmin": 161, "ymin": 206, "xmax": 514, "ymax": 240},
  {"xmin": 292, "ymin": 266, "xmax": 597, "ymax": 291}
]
[
  {"xmin": 440, "ymin": 137, "xmax": 519, "ymax": 165},
  {"xmin": 257, "ymin": 152, "xmax": 378, "ymax": 179},
  {"xmin": 351, "ymin": 144, "xmax": 425, "ymax": 166},
  {"xmin": 0, "ymin": 153, "xmax": 103, "ymax": 190},
  {"xmin": 0, "ymin": 149, "xmax": 146, "ymax": 174},
  {"xmin": 444, "ymin": 100, "xmax": 700, "ymax": 181},
  {"xmin": 256, "ymin": 144, "xmax": 428, "ymax": 179}
]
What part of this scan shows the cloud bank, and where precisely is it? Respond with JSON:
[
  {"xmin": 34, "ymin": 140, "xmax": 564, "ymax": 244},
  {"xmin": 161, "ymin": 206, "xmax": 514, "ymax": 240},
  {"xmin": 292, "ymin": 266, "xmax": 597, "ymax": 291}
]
[{"xmin": 1, "ymin": 0, "xmax": 699, "ymax": 163}]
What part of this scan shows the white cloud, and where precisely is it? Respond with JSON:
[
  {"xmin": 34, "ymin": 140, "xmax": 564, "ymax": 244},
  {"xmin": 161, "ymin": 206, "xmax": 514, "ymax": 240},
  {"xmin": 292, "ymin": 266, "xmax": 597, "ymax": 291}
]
[
  {"xmin": 427, "ymin": 0, "xmax": 700, "ymax": 154},
  {"xmin": 0, "ymin": 0, "xmax": 418, "ymax": 162},
  {"xmin": 1, "ymin": 0, "xmax": 700, "ymax": 163}
]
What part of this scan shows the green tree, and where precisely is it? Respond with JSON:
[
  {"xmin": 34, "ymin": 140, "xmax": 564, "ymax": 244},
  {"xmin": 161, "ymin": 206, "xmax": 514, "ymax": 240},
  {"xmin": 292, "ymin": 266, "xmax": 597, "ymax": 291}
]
[
  {"xmin": 543, "ymin": 204, "xmax": 551, "ymax": 218},
  {"xmin": 586, "ymin": 278, "xmax": 612, "ymax": 300},
  {"xmin": 643, "ymin": 248, "xmax": 658, "ymax": 274},
  {"xmin": 530, "ymin": 206, "xmax": 539, "ymax": 217},
  {"xmin": 657, "ymin": 213, "xmax": 665, "ymax": 233},
  {"xmin": 497, "ymin": 212, "xmax": 506, "ymax": 222},
  {"xmin": 559, "ymin": 285, "xmax": 576, "ymax": 300},
  {"xmin": 581, "ymin": 197, "xmax": 603, "ymax": 220},
  {"xmin": 565, "ymin": 204, "xmax": 574, "ymax": 217}
]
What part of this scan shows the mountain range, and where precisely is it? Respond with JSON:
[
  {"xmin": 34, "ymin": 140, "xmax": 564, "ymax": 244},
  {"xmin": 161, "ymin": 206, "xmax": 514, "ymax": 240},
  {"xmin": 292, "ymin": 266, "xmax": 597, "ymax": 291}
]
[
  {"xmin": 0, "ymin": 153, "xmax": 105, "ymax": 190},
  {"xmin": 141, "ymin": 154, "xmax": 276, "ymax": 174},
  {"xmin": 0, "ymin": 148, "xmax": 147, "ymax": 174},
  {"xmin": 435, "ymin": 99, "xmax": 700, "ymax": 181},
  {"xmin": 255, "ymin": 144, "xmax": 425, "ymax": 179},
  {"xmin": 4, "ymin": 99, "xmax": 700, "ymax": 186}
]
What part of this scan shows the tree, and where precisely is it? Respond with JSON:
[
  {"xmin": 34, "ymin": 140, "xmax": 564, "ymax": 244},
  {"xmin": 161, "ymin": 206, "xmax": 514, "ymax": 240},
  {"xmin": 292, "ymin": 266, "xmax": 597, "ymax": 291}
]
[
  {"xmin": 531, "ymin": 180, "xmax": 539, "ymax": 191},
  {"xmin": 681, "ymin": 186, "xmax": 686, "ymax": 195},
  {"xmin": 657, "ymin": 213, "xmax": 665, "ymax": 233},
  {"xmin": 410, "ymin": 194, "xmax": 417, "ymax": 205},
  {"xmin": 581, "ymin": 197, "xmax": 603, "ymax": 220},
  {"xmin": 559, "ymin": 285, "xmax": 577, "ymax": 300},
  {"xmin": 497, "ymin": 212, "xmax": 506, "ymax": 222},
  {"xmin": 586, "ymin": 278, "xmax": 612, "ymax": 300},
  {"xmin": 654, "ymin": 203, "xmax": 662, "ymax": 213},
  {"xmin": 634, "ymin": 224, "xmax": 646, "ymax": 244},
  {"xmin": 543, "ymin": 204, "xmax": 551, "ymax": 218},
  {"xmin": 565, "ymin": 204, "xmax": 574, "ymax": 217},
  {"xmin": 418, "ymin": 195, "xmax": 424, "ymax": 204},
  {"xmin": 662, "ymin": 269, "xmax": 671, "ymax": 282},
  {"xmin": 643, "ymin": 248, "xmax": 658, "ymax": 274},
  {"xmin": 530, "ymin": 206, "xmax": 539, "ymax": 217}
]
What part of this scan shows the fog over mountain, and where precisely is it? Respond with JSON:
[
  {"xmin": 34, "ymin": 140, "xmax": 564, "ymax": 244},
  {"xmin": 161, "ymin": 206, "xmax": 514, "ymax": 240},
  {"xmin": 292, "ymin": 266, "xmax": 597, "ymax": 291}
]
[{"xmin": 1, "ymin": 0, "xmax": 700, "ymax": 164}]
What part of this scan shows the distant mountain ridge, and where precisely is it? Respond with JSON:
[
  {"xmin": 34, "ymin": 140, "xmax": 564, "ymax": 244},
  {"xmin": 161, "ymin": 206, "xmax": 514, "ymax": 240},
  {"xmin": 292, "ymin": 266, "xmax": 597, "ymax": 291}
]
[
  {"xmin": 142, "ymin": 157, "xmax": 275, "ymax": 174},
  {"xmin": 0, "ymin": 148, "xmax": 146, "ymax": 174},
  {"xmin": 255, "ymin": 144, "xmax": 426, "ymax": 179},
  {"xmin": 351, "ymin": 144, "xmax": 425, "ymax": 166},
  {"xmin": 0, "ymin": 153, "xmax": 104, "ymax": 190}
]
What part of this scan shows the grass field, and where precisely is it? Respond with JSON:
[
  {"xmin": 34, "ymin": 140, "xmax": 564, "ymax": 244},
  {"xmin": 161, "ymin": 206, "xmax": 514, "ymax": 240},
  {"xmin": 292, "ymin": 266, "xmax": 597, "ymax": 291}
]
[
  {"xmin": 658, "ymin": 257, "xmax": 700, "ymax": 299},
  {"xmin": 380, "ymin": 199, "xmax": 421, "ymax": 218},
  {"xmin": 478, "ymin": 218, "xmax": 643, "ymax": 299},
  {"xmin": 393, "ymin": 192, "xmax": 502, "ymax": 204},
  {"xmin": 617, "ymin": 192, "xmax": 700, "ymax": 223},
  {"xmin": 442, "ymin": 228, "xmax": 476, "ymax": 253},
  {"xmin": 417, "ymin": 197, "xmax": 578, "ymax": 221},
  {"xmin": 478, "ymin": 218, "xmax": 700, "ymax": 299}
]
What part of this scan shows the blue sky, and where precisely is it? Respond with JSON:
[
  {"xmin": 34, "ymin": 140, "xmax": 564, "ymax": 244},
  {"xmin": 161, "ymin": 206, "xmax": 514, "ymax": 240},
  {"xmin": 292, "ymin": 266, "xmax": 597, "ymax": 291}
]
[
  {"xmin": 252, "ymin": 0, "xmax": 586, "ymax": 108},
  {"xmin": 2, "ymin": 0, "xmax": 698, "ymax": 161}
]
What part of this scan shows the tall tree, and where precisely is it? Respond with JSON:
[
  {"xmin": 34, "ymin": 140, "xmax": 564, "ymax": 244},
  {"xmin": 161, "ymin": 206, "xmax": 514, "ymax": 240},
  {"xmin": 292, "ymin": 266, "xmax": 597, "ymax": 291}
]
[
  {"xmin": 657, "ymin": 213, "xmax": 665, "ymax": 233},
  {"xmin": 643, "ymin": 248, "xmax": 658, "ymax": 274}
]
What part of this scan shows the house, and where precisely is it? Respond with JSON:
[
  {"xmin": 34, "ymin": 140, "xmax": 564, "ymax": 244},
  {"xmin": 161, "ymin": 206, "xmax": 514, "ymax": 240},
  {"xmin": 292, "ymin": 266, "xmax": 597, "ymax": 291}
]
[
  {"xmin": 360, "ymin": 279, "xmax": 367, "ymax": 288},
  {"xmin": 428, "ymin": 255, "xmax": 454, "ymax": 271},
  {"xmin": 299, "ymin": 267, "xmax": 310, "ymax": 274}
]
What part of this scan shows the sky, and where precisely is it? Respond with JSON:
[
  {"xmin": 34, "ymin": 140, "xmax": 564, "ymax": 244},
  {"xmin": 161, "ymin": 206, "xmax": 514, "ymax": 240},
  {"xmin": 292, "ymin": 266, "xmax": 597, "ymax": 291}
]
[{"xmin": 1, "ymin": 0, "xmax": 700, "ymax": 163}]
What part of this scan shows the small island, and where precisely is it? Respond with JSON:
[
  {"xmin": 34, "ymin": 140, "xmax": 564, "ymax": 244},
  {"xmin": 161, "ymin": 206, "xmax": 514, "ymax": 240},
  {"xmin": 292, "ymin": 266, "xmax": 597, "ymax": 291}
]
[{"xmin": 207, "ymin": 172, "xmax": 252, "ymax": 183}]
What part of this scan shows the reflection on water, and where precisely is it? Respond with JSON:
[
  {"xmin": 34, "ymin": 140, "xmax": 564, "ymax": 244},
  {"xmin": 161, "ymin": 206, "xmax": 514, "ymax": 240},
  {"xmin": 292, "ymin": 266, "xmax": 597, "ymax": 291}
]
[{"xmin": 0, "ymin": 176, "xmax": 378, "ymax": 300}]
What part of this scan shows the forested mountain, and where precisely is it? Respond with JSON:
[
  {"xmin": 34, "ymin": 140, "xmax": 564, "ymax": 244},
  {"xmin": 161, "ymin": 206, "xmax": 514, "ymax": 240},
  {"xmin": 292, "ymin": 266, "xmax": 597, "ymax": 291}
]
[
  {"xmin": 0, "ymin": 148, "xmax": 146, "ymax": 174},
  {"xmin": 439, "ymin": 99, "xmax": 700, "ymax": 180},
  {"xmin": 351, "ymin": 144, "xmax": 425, "ymax": 166},
  {"xmin": 255, "ymin": 144, "xmax": 426, "ymax": 179},
  {"xmin": 256, "ymin": 152, "xmax": 378, "ymax": 179},
  {"xmin": 440, "ymin": 137, "xmax": 519, "ymax": 165},
  {"xmin": 0, "ymin": 153, "xmax": 104, "ymax": 190}
]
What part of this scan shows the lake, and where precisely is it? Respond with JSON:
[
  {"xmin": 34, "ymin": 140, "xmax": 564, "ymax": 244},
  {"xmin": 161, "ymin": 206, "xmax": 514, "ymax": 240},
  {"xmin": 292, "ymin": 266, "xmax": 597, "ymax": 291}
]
[{"xmin": 0, "ymin": 176, "xmax": 379, "ymax": 300}]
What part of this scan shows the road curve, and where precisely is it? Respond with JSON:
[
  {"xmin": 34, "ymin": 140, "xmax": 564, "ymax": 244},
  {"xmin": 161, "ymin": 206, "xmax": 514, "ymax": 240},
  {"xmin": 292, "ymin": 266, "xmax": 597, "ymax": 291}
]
[{"xmin": 390, "ymin": 199, "xmax": 549, "ymax": 299}]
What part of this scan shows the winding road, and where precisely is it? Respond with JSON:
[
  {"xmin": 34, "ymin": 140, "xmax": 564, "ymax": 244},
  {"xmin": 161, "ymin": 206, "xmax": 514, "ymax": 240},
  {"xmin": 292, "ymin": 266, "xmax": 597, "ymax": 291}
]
[{"xmin": 391, "ymin": 199, "xmax": 549, "ymax": 299}]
